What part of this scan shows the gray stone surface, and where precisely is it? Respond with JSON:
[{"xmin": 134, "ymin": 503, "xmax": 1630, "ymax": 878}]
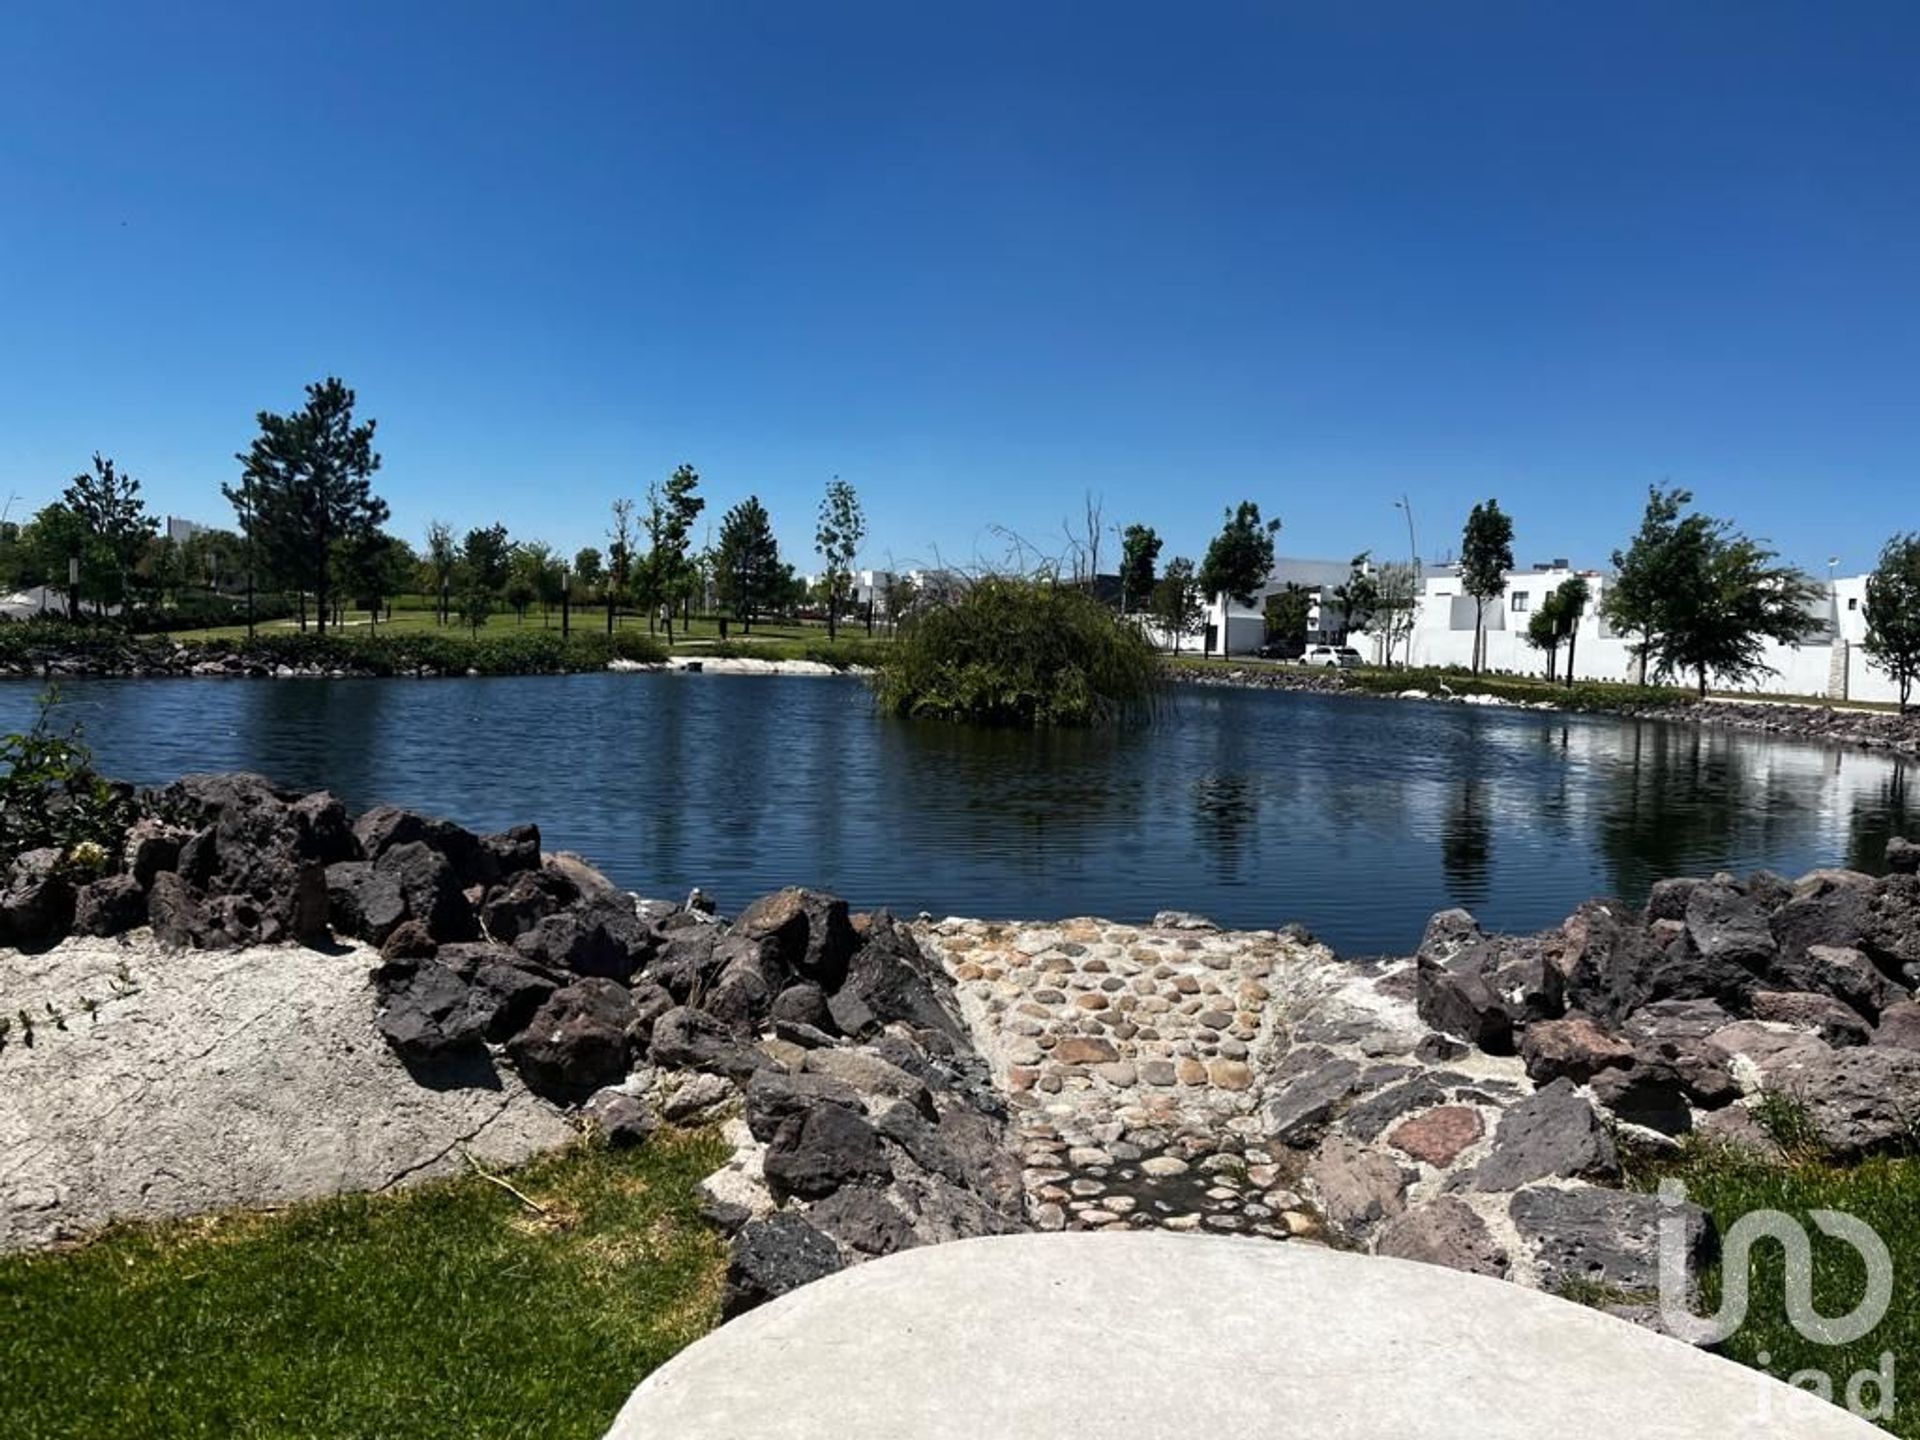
[
  {"xmin": 0, "ymin": 933, "xmax": 574, "ymax": 1252},
  {"xmin": 604, "ymin": 1232, "xmax": 1881, "ymax": 1439}
]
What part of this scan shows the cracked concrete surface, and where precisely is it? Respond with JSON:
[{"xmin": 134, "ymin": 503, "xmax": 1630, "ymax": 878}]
[{"xmin": 0, "ymin": 933, "xmax": 575, "ymax": 1252}]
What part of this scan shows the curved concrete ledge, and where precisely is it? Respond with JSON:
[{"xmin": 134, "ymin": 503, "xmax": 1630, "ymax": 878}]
[{"xmin": 606, "ymin": 1232, "xmax": 1882, "ymax": 1439}]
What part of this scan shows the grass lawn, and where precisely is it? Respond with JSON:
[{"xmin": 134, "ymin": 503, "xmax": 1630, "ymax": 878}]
[
  {"xmin": 1631, "ymin": 1143, "xmax": 1919, "ymax": 1435},
  {"xmin": 0, "ymin": 1131, "xmax": 730, "ymax": 1440}
]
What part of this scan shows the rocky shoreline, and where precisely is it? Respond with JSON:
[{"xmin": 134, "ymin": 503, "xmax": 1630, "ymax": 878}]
[
  {"xmin": 1171, "ymin": 663, "xmax": 1920, "ymax": 759},
  {"xmin": 4, "ymin": 774, "xmax": 1919, "ymax": 1327}
]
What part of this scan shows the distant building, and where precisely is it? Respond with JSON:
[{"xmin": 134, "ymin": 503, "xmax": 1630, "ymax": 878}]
[
  {"xmin": 166, "ymin": 516, "xmax": 213, "ymax": 545},
  {"xmin": 1198, "ymin": 556, "xmax": 1375, "ymax": 657}
]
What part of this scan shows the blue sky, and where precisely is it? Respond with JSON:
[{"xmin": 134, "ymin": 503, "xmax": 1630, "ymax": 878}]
[{"xmin": 3, "ymin": 2, "xmax": 1916, "ymax": 577}]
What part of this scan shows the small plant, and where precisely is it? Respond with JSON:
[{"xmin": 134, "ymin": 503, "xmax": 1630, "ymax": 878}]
[
  {"xmin": 0, "ymin": 688, "xmax": 136, "ymax": 858},
  {"xmin": 1753, "ymin": 1090, "xmax": 1827, "ymax": 1162}
]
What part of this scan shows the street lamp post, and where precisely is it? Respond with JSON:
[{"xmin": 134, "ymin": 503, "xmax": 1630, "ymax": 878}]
[{"xmin": 561, "ymin": 571, "xmax": 571, "ymax": 638}]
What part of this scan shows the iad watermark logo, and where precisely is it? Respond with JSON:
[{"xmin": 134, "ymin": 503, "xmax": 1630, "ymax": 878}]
[{"xmin": 1658, "ymin": 1178, "xmax": 1896, "ymax": 1421}]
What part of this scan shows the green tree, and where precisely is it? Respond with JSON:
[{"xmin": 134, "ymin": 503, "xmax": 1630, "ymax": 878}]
[
  {"xmin": 815, "ymin": 478, "xmax": 865, "ymax": 642},
  {"xmin": 1119, "ymin": 524, "xmax": 1161, "ymax": 614},
  {"xmin": 1197, "ymin": 502, "xmax": 1281, "ymax": 614},
  {"xmin": 63, "ymin": 454, "xmax": 158, "ymax": 610},
  {"xmin": 1605, "ymin": 485, "xmax": 1691, "ymax": 683},
  {"xmin": 227, "ymin": 378, "xmax": 385, "ymax": 635},
  {"xmin": 1263, "ymin": 584, "xmax": 1311, "ymax": 647},
  {"xmin": 1329, "ymin": 552, "xmax": 1379, "ymax": 643},
  {"xmin": 1459, "ymin": 499, "xmax": 1514, "ymax": 673},
  {"xmin": 1606, "ymin": 489, "xmax": 1817, "ymax": 695},
  {"xmin": 1152, "ymin": 556, "xmax": 1202, "ymax": 655},
  {"xmin": 608, "ymin": 497, "xmax": 637, "ymax": 633},
  {"xmin": 714, "ymin": 495, "xmax": 781, "ymax": 632},
  {"xmin": 640, "ymin": 466, "xmax": 705, "ymax": 642},
  {"xmin": 572, "ymin": 547, "xmax": 604, "ymax": 599},
  {"xmin": 1524, "ymin": 590, "xmax": 1566, "ymax": 679},
  {"xmin": 179, "ymin": 527, "xmax": 247, "ymax": 596},
  {"xmin": 1863, "ymin": 533, "xmax": 1920, "ymax": 712},
  {"xmin": 1374, "ymin": 562, "xmax": 1419, "ymax": 667},
  {"xmin": 336, "ymin": 531, "xmax": 416, "ymax": 626},
  {"xmin": 1552, "ymin": 574, "xmax": 1591, "ymax": 687},
  {"xmin": 16, "ymin": 505, "xmax": 91, "ymax": 613},
  {"xmin": 458, "ymin": 524, "xmax": 511, "ymax": 635},
  {"xmin": 425, "ymin": 521, "xmax": 459, "ymax": 625}
]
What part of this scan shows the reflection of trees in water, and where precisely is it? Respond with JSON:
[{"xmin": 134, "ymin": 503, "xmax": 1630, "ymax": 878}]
[
  {"xmin": 1846, "ymin": 763, "xmax": 1914, "ymax": 872},
  {"xmin": 1595, "ymin": 722, "xmax": 1747, "ymax": 900},
  {"xmin": 1193, "ymin": 773, "xmax": 1257, "ymax": 879},
  {"xmin": 1441, "ymin": 775, "xmax": 1492, "ymax": 908}
]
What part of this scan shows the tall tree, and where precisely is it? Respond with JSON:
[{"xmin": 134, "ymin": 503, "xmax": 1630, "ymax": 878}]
[
  {"xmin": 639, "ymin": 465, "xmax": 705, "ymax": 642},
  {"xmin": 226, "ymin": 378, "xmax": 385, "ymax": 636},
  {"xmin": 1263, "ymin": 584, "xmax": 1312, "ymax": 647},
  {"xmin": 1524, "ymin": 590, "xmax": 1566, "ymax": 679},
  {"xmin": 425, "ymin": 521, "xmax": 458, "ymax": 625},
  {"xmin": 336, "ymin": 531, "xmax": 416, "ymax": 626},
  {"xmin": 62, "ymin": 453, "xmax": 157, "ymax": 610},
  {"xmin": 1458, "ymin": 500, "xmax": 1514, "ymax": 673},
  {"xmin": 607, "ymin": 497, "xmax": 637, "ymax": 633},
  {"xmin": 1329, "ymin": 552, "xmax": 1379, "ymax": 643},
  {"xmin": 458, "ymin": 524, "xmax": 511, "ymax": 635},
  {"xmin": 572, "ymin": 547, "xmax": 604, "ymax": 599},
  {"xmin": 1654, "ymin": 532, "xmax": 1818, "ymax": 695},
  {"xmin": 1374, "ymin": 562, "xmax": 1420, "ymax": 667},
  {"xmin": 1197, "ymin": 502, "xmax": 1281, "ymax": 614},
  {"xmin": 815, "ymin": 478, "xmax": 866, "ymax": 642},
  {"xmin": 1864, "ymin": 533, "xmax": 1920, "ymax": 713},
  {"xmin": 714, "ymin": 495, "xmax": 781, "ymax": 633},
  {"xmin": 1552, "ymin": 574, "xmax": 1590, "ymax": 686},
  {"xmin": 1605, "ymin": 485, "xmax": 1691, "ymax": 683},
  {"xmin": 1151, "ymin": 556, "xmax": 1202, "ymax": 654},
  {"xmin": 1119, "ymin": 524, "xmax": 1161, "ymax": 614}
]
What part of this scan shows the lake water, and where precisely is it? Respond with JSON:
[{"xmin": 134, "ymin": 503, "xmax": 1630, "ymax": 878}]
[{"xmin": 2, "ymin": 675, "xmax": 1911, "ymax": 956}]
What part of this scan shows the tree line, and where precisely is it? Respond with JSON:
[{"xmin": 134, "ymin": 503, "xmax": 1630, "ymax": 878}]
[{"xmin": 0, "ymin": 377, "xmax": 873, "ymax": 641}]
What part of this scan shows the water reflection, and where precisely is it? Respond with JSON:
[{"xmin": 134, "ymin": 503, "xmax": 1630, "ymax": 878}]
[{"xmin": 1, "ymin": 677, "xmax": 1910, "ymax": 955}]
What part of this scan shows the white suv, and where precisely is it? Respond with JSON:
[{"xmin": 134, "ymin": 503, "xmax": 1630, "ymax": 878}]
[{"xmin": 1305, "ymin": 645, "xmax": 1362, "ymax": 668}]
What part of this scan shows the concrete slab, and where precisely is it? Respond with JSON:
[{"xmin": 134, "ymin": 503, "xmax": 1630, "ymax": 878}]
[
  {"xmin": 1, "ymin": 933, "xmax": 575, "ymax": 1251},
  {"xmin": 605, "ymin": 1231, "xmax": 1884, "ymax": 1439}
]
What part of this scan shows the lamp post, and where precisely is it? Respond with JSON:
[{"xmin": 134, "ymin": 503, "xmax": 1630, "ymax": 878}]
[
  {"xmin": 561, "ymin": 570, "xmax": 571, "ymax": 638},
  {"xmin": 1393, "ymin": 495, "xmax": 1420, "ymax": 579}
]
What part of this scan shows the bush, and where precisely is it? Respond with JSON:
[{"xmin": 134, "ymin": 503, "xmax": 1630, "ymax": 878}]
[
  {"xmin": 0, "ymin": 690, "xmax": 137, "ymax": 859},
  {"xmin": 175, "ymin": 628, "xmax": 669, "ymax": 676},
  {"xmin": 873, "ymin": 577, "xmax": 1158, "ymax": 727}
]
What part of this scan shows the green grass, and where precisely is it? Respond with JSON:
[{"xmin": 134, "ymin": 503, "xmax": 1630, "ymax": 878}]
[
  {"xmin": 0, "ymin": 1132, "xmax": 730, "ymax": 1440},
  {"xmin": 1626, "ymin": 1140, "xmax": 1920, "ymax": 1435}
]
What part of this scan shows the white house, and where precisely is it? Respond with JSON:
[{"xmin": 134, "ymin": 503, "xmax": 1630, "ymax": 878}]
[
  {"xmin": 1402, "ymin": 562, "xmax": 1900, "ymax": 703},
  {"xmin": 1198, "ymin": 556, "xmax": 1376, "ymax": 657}
]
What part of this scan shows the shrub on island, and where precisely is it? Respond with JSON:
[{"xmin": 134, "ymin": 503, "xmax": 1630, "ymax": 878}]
[{"xmin": 872, "ymin": 577, "xmax": 1158, "ymax": 727}]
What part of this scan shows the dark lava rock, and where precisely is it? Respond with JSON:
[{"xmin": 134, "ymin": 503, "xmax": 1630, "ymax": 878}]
[
  {"xmin": 763, "ymin": 1103, "xmax": 891, "ymax": 1201},
  {"xmin": 806, "ymin": 1185, "xmax": 919, "ymax": 1258},
  {"xmin": 479, "ymin": 868, "xmax": 579, "ymax": 943},
  {"xmin": 1260, "ymin": 1049, "xmax": 1364, "ymax": 1147},
  {"xmin": 1766, "ymin": 943, "xmax": 1897, "ymax": 1023},
  {"xmin": 1684, "ymin": 883, "xmax": 1776, "ymax": 970},
  {"xmin": 733, "ymin": 888, "xmax": 858, "ymax": 991},
  {"xmin": 124, "ymin": 817, "xmax": 185, "ymax": 888},
  {"xmin": 647, "ymin": 926, "xmax": 727, "ymax": 1002},
  {"xmin": 70, "ymin": 873, "xmax": 147, "ymax": 938},
  {"xmin": 325, "ymin": 861, "xmax": 407, "ymax": 944},
  {"xmin": 1780, "ymin": 1046, "xmax": 1920, "ymax": 1157},
  {"xmin": 1589, "ymin": 1059, "xmax": 1693, "ymax": 1136},
  {"xmin": 646, "ymin": 1005, "xmax": 768, "ymax": 1080},
  {"xmin": 374, "ymin": 841, "xmax": 478, "ymax": 943},
  {"xmin": 722, "ymin": 1214, "xmax": 844, "ymax": 1320},
  {"xmin": 377, "ymin": 961, "xmax": 488, "ymax": 1061},
  {"xmin": 1375, "ymin": 1197, "xmax": 1509, "ymax": 1278},
  {"xmin": 352, "ymin": 804, "xmax": 491, "ymax": 886},
  {"xmin": 511, "ymin": 895, "xmax": 654, "ymax": 982},
  {"xmin": 379, "ymin": 919, "xmax": 439, "ymax": 962},
  {"xmin": 1470, "ymin": 1079, "xmax": 1620, "ymax": 1191},
  {"xmin": 1888, "ymin": 837, "xmax": 1920, "ymax": 876},
  {"xmin": 480, "ymin": 823, "xmax": 541, "ymax": 880},
  {"xmin": 582, "ymin": 1087, "xmax": 658, "ymax": 1149},
  {"xmin": 1873, "ymin": 1000, "xmax": 1920, "ymax": 1051},
  {"xmin": 1510, "ymin": 1184, "xmax": 1714, "ymax": 1294},
  {"xmin": 147, "ymin": 871, "xmax": 212, "ymax": 949},
  {"xmin": 1416, "ymin": 952, "xmax": 1514, "ymax": 1054},
  {"xmin": 1519, "ymin": 1014, "xmax": 1634, "ymax": 1085},
  {"xmin": 1750, "ymin": 989, "xmax": 1873, "ymax": 1047},
  {"xmin": 827, "ymin": 912, "xmax": 966, "ymax": 1043},
  {"xmin": 505, "ymin": 978, "xmax": 636, "ymax": 1099},
  {"xmin": 770, "ymin": 980, "xmax": 837, "ymax": 1034},
  {"xmin": 744, "ymin": 1069, "xmax": 865, "ymax": 1143},
  {"xmin": 1771, "ymin": 871, "xmax": 1875, "ymax": 966},
  {"xmin": 0, "ymin": 849, "xmax": 75, "ymax": 950}
]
